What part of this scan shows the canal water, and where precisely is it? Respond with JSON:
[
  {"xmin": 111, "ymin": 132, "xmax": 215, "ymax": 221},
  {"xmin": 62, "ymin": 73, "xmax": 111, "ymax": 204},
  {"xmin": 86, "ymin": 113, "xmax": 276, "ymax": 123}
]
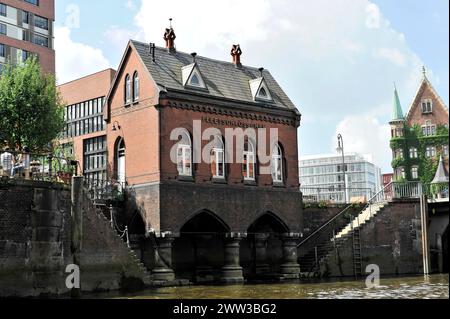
[{"xmin": 92, "ymin": 274, "xmax": 449, "ymax": 299}]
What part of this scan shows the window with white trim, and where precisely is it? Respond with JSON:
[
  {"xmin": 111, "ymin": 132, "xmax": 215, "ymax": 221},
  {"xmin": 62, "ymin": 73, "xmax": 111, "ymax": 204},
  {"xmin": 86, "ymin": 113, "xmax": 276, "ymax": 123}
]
[
  {"xmin": 125, "ymin": 74, "xmax": 131, "ymax": 104},
  {"xmin": 425, "ymin": 146, "xmax": 436, "ymax": 158},
  {"xmin": 177, "ymin": 130, "xmax": 192, "ymax": 176},
  {"xmin": 242, "ymin": 139, "xmax": 256, "ymax": 180},
  {"xmin": 421, "ymin": 99, "xmax": 433, "ymax": 114},
  {"xmin": 271, "ymin": 144, "xmax": 283, "ymax": 183},
  {"xmin": 409, "ymin": 147, "xmax": 418, "ymax": 159},
  {"xmin": 396, "ymin": 167, "xmax": 406, "ymax": 180},
  {"xmin": 133, "ymin": 72, "xmax": 139, "ymax": 102},
  {"xmin": 211, "ymin": 136, "xmax": 225, "ymax": 178},
  {"xmin": 411, "ymin": 166, "xmax": 419, "ymax": 179},
  {"xmin": 395, "ymin": 149, "xmax": 404, "ymax": 159},
  {"xmin": 422, "ymin": 120, "xmax": 436, "ymax": 136}
]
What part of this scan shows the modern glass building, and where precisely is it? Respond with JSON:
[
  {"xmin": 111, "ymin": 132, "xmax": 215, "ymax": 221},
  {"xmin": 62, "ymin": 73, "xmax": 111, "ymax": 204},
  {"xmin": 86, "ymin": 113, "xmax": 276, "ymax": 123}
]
[{"xmin": 299, "ymin": 153, "xmax": 382, "ymax": 203}]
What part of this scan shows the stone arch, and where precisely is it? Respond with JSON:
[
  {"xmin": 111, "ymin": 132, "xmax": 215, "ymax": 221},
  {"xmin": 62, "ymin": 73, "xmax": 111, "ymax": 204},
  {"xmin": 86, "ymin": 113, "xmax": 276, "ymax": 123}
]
[
  {"xmin": 174, "ymin": 209, "xmax": 230, "ymax": 283},
  {"xmin": 241, "ymin": 211, "xmax": 290, "ymax": 279}
]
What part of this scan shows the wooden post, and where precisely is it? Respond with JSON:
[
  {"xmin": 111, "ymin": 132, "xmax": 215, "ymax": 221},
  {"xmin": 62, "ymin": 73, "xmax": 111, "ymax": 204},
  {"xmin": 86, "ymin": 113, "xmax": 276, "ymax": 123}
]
[
  {"xmin": 420, "ymin": 194, "xmax": 430, "ymax": 276},
  {"xmin": 71, "ymin": 176, "xmax": 83, "ymax": 298}
]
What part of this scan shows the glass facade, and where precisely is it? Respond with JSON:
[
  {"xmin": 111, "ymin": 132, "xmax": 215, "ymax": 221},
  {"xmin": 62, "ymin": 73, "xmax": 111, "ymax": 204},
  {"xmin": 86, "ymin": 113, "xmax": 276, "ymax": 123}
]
[
  {"xmin": 299, "ymin": 153, "xmax": 382, "ymax": 203},
  {"xmin": 63, "ymin": 97, "xmax": 106, "ymax": 138}
]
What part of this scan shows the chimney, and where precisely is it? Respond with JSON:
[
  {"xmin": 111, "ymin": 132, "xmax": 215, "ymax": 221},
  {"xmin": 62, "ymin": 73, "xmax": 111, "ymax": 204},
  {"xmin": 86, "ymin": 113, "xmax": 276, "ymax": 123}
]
[
  {"xmin": 149, "ymin": 43, "xmax": 156, "ymax": 62},
  {"xmin": 231, "ymin": 44, "xmax": 242, "ymax": 68},
  {"xmin": 164, "ymin": 18, "xmax": 176, "ymax": 52}
]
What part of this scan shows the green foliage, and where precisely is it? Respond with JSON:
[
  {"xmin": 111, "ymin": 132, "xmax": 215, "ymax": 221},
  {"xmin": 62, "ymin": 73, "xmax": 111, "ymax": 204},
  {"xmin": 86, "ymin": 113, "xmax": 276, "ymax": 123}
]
[
  {"xmin": 318, "ymin": 201, "xmax": 328, "ymax": 209},
  {"xmin": 390, "ymin": 123, "xmax": 449, "ymax": 184},
  {"xmin": 0, "ymin": 58, "xmax": 65, "ymax": 152}
]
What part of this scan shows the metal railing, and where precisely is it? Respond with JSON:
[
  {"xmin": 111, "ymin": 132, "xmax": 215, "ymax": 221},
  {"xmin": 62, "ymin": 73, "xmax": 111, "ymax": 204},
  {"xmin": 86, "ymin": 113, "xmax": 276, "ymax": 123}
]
[
  {"xmin": 84, "ymin": 178, "xmax": 125, "ymax": 202},
  {"xmin": 0, "ymin": 150, "xmax": 78, "ymax": 185},
  {"xmin": 300, "ymin": 187, "xmax": 375, "ymax": 204},
  {"xmin": 422, "ymin": 183, "xmax": 449, "ymax": 201},
  {"xmin": 392, "ymin": 181, "xmax": 422, "ymax": 199}
]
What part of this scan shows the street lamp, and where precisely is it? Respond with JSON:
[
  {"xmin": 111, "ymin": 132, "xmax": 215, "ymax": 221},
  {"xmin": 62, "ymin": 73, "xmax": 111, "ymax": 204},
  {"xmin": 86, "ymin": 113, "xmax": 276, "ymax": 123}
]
[{"xmin": 336, "ymin": 134, "xmax": 347, "ymax": 203}]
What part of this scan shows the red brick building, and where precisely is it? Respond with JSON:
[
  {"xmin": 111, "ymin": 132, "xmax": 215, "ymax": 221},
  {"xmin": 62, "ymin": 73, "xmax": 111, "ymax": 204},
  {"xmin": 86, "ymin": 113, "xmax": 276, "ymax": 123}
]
[
  {"xmin": 57, "ymin": 69, "xmax": 116, "ymax": 184},
  {"xmin": 0, "ymin": 0, "xmax": 54, "ymax": 74},
  {"xmin": 61, "ymin": 27, "xmax": 303, "ymax": 283},
  {"xmin": 390, "ymin": 69, "xmax": 449, "ymax": 182}
]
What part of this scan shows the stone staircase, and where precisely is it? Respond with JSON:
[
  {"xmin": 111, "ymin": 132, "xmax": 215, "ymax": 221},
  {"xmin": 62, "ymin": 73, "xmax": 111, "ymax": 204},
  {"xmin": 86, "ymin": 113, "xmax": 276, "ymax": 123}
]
[
  {"xmin": 335, "ymin": 201, "xmax": 388, "ymax": 239},
  {"xmin": 83, "ymin": 189, "xmax": 153, "ymax": 288}
]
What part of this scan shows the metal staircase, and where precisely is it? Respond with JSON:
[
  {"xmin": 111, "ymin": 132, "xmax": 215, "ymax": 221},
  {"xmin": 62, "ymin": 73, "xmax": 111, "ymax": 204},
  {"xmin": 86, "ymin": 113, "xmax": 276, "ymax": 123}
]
[{"xmin": 298, "ymin": 182, "xmax": 394, "ymax": 278}]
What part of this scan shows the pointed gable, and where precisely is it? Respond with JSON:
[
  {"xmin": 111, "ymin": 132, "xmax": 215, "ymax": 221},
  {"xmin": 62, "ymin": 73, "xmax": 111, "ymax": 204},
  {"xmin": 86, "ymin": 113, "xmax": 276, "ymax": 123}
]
[
  {"xmin": 249, "ymin": 77, "xmax": 273, "ymax": 102},
  {"xmin": 181, "ymin": 63, "xmax": 207, "ymax": 89},
  {"xmin": 405, "ymin": 75, "xmax": 449, "ymax": 127},
  {"xmin": 391, "ymin": 85, "xmax": 404, "ymax": 121}
]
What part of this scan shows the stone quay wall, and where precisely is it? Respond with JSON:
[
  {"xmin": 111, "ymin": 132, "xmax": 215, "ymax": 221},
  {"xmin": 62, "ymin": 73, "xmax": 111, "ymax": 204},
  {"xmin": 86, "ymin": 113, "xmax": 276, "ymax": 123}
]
[{"xmin": 0, "ymin": 179, "xmax": 147, "ymax": 297}]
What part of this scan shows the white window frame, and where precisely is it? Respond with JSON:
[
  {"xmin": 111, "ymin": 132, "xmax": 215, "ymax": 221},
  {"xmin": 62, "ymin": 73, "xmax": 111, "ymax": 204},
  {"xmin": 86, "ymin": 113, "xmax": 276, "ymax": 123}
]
[
  {"xmin": 421, "ymin": 99, "xmax": 433, "ymax": 114},
  {"xmin": 177, "ymin": 131, "xmax": 192, "ymax": 177},
  {"xmin": 272, "ymin": 144, "xmax": 283, "ymax": 183},
  {"xmin": 422, "ymin": 120, "xmax": 436, "ymax": 137},
  {"xmin": 409, "ymin": 147, "xmax": 418, "ymax": 159},
  {"xmin": 411, "ymin": 166, "xmax": 419, "ymax": 179},
  {"xmin": 211, "ymin": 136, "xmax": 225, "ymax": 179},
  {"xmin": 243, "ymin": 140, "xmax": 256, "ymax": 181},
  {"xmin": 443, "ymin": 145, "xmax": 449, "ymax": 157},
  {"xmin": 133, "ymin": 72, "xmax": 139, "ymax": 102},
  {"xmin": 125, "ymin": 74, "xmax": 131, "ymax": 104},
  {"xmin": 426, "ymin": 146, "xmax": 436, "ymax": 158}
]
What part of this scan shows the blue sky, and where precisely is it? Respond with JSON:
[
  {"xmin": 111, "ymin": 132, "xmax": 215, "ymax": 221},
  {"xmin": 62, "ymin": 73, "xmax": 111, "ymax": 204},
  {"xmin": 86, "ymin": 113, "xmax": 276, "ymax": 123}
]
[{"xmin": 54, "ymin": 0, "xmax": 449, "ymax": 172}]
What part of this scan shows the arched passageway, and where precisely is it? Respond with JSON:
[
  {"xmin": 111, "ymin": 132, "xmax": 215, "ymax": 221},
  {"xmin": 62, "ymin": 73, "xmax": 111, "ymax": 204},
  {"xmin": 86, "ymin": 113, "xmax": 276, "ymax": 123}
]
[
  {"xmin": 173, "ymin": 211, "xmax": 230, "ymax": 283},
  {"xmin": 242, "ymin": 212, "xmax": 300, "ymax": 279}
]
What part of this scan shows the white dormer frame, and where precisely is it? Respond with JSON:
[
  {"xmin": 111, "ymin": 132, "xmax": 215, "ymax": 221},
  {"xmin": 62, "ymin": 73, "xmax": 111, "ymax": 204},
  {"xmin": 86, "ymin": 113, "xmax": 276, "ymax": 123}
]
[
  {"xmin": 182, "ymin": 63, "xmax": 207, "ymax": 89},
  {"xmin": 249, "ymin": 78, "xmax": 273, "ymax": 102}
]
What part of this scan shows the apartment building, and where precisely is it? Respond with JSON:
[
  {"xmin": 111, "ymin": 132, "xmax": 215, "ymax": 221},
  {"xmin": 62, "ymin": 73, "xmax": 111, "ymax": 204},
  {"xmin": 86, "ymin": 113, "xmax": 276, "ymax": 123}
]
[{"xmin": 0, "ymin": 0, "xmax": 54, "ymax": 73}]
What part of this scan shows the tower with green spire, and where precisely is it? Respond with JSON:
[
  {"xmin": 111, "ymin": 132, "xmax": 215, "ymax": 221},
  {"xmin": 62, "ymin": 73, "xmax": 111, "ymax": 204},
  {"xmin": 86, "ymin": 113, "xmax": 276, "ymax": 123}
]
[{"xmin": 389, "ymin": 85, "xmax": 407, "ymax": 180}]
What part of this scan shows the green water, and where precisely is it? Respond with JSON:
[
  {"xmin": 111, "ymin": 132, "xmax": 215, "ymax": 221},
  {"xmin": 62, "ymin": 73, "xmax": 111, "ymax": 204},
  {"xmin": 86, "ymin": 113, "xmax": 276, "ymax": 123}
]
[{"xmin": 93, "ymin": 274, "xmax": 449, "ymax": 299}]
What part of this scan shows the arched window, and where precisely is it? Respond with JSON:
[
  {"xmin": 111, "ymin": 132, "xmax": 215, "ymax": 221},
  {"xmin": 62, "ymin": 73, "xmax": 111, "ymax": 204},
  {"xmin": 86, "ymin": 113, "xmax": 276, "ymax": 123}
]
[
  {"xmin": 125, "ymin": 74, "xmax": 131, "ymax": 104},
  {"xmin": 116, "ymin": 138, "xmax": 126, "ymax": 187},
  {"xmin": 177, "ymin": 130, "xmax": 192, "ymax": 176},
  {"xmin": 272, "ymin": 144, "xmax": 283, "ymax": 183},
  {"xmin": 211, "ymin": 136, "xmax": 225, "ymax": 178},
  {"xmin": 133, "ymin": 72, "xmax": 139, "ymax": 101},
  {"xmin": 243, "ymin": 139, "xmax": 255, "ymax": 180}
]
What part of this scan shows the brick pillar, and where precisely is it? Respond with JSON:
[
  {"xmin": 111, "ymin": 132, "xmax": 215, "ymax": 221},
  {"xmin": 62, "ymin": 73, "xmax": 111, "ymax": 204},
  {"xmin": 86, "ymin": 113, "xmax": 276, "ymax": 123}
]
[
  {"xmin": 152, "ymin": 234, "xmax": 175, "ymax": 282},
  {"xmin": 280, "ymin": 233, "xmax": 301, "ymax": 279},
  {"xmin": 254, "ymin": 233, "xmax": 270, "ymax": 275},
  {"xmin": 221, "ymin": 233, "xmax": 245, "ymax": 284}
]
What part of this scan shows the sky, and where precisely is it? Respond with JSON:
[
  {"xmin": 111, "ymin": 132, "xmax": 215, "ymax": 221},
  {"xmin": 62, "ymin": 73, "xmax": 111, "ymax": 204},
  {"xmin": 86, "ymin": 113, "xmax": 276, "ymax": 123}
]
[{"xmin": 54, "ymin": 0, "xmax": 449, "ymax": 173}]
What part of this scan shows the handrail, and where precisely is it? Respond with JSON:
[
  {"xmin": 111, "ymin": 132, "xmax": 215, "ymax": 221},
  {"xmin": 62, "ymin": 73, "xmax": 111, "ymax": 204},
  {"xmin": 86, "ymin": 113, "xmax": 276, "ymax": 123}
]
[{"xmin": 297, "ymin": 181, "xmax": 393, "ymax": 248}]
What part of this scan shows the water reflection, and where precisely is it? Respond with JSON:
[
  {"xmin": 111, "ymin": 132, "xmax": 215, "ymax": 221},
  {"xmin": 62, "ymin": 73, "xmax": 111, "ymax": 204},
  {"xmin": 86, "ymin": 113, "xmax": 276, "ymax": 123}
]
[{"xmin": 92, "ymin": 275, "xmax": 449, "ymax": 299}]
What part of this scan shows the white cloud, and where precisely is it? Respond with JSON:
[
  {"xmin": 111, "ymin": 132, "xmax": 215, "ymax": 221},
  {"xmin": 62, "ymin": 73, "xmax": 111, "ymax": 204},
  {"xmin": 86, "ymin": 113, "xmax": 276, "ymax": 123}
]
[
  {"xmin": 365, "ymin": 3, "xmax": 381, "ymax": 29},
  {"xmin": 55, "ymin": 26, "xmax": 110, "ymax": 84},
  {"xmin": 334, "ymin": 114, "xmax": 392, "ymax": 171},
  {"xmin": 376, "ymin": 48, "xmax": 407, "ymax": 67}
]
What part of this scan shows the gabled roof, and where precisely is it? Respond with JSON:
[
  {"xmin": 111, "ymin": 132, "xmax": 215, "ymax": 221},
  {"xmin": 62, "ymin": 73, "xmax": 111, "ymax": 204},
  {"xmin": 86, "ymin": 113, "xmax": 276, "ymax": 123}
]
[
  {"xmin": 391, "ymin": 85, "xmax": 404, "ymax": 121},
  {"xmin": 131, "ymin": 40, "xmax": 297, "ymax": 110},
  {"xmin": 405, "ymin": 75, "xmax": 449, "ymax": 122}
]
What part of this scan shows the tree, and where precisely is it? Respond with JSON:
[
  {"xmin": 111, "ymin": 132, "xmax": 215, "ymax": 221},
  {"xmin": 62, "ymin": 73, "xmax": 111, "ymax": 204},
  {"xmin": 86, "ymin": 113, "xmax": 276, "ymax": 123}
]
[{"xmin": 0, "ymin": 57, "xmax": 65, "ymax": 152}]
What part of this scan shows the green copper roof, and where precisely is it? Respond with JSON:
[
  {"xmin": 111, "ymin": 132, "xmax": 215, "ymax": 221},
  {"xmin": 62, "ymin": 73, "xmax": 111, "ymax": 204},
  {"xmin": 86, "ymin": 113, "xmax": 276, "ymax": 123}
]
[{"xmin": 392, "ymin": 85, "xmax": 404, "ymax": 121}]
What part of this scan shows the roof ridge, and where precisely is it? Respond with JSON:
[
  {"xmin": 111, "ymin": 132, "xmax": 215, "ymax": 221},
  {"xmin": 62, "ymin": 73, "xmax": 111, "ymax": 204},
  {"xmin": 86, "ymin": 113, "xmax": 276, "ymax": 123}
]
[{"xmin": 131, "ymin": 39, "xmax": 268, "ymax": 72}]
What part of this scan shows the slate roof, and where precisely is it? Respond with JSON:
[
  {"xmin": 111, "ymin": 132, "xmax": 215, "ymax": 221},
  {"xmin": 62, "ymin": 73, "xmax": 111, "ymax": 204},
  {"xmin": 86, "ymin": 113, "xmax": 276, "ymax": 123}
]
[{"xmin": 131, "ymin": 40, "xmax": 297, "ymax": 111}]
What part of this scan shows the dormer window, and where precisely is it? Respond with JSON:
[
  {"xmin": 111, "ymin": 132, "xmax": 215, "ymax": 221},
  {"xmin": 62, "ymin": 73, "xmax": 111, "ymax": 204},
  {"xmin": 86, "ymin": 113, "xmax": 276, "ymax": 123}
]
[
  {"xmin": 421, "ymin": 99, "xmax": 432, "ymax": 114},
  {"xmin": 182, "ymin": 63, "xmax": 207, "ymax": 89},
  {"xmin": 190, "ymin": 73, "xmax": 200, "ymax": 86},
  {"xmin": 250, "ymin": 77, "xmax": 273, "ymax": 102}
]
